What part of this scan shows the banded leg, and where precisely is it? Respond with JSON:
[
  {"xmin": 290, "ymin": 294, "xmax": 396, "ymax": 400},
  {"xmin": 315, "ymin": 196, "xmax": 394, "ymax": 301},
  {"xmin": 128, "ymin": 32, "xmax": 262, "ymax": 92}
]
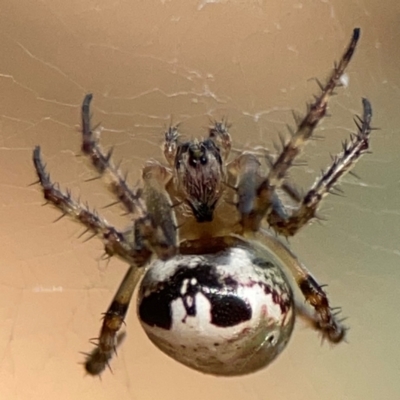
[
  {"xmin": 267, "ymin": 98, "xmax": 373, "ymax": 236},
  {"xmin": 33, "ymin": 146, "xmax": 152, "ymax": 265},
  {"xmin": 84, "ymin": 265, "xmax": 143, "ymax": 375},
  {"xmin": 34, "ymin": 146, "xmax": 180, "ymax": 374},
  {"xmin": 81, "ymin": 94, "xmax": 144, "ymax": 214},
  {"xmin": 83, "ymin": 163, "xmax": 178, "ymax": 375},
  {"xmin": 251, "ymin": 228, "xmax": 346, "ymax": 343},
  {"xmin": 237, "ymin": 28, "xmax": 361, "ymax": 232}
]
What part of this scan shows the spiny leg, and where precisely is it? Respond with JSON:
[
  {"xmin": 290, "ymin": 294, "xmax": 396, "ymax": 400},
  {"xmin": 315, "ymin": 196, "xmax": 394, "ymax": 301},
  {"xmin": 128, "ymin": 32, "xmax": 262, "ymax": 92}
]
[
  {"xmin": 84, "ymin": 162, "xmax": 179, "ymax": 375},
  {"xmin": 268, "ymin": 97, "xmax": 373, "ymax": 236},
  {"xmin": 33, "ymin": 147, "xmax": 153, "ymax": 374},
  {"xmin": 33, "ymin": 146, "xmax": 152, "ymax": 265},
  {"xmin": 228, "ymin": 152, "xmax": 302, "ymax": 231},
  {"xmin": 81, "ymin": 94, "xmax": 143, "ymax": 214},
  {"xmin": 34, "ymin": 146, "xmax": 178, "ymax": 263},
  {"xmin": 33, "ymin": 146, "xmax": 182, "ymax": 373},
  {"xmin": 266, "ymin": 28, "xmax": 360, "ymax": 188},
  {"xmin": 208, "ymin": 119, "xmax": 232, "ymax": 161},
  {"xmin": 250, "ymin": 228, "xmax": 346, "ymax": 343},
  {"xmin": 84, "ymin": 265, "xmax": 143, "ymax": 376},
  {"xmin": 237, "ymin": 28, "xmax": 360, "ymax": 232},
  {"xmin": 163, "ymin": 120, "xmax": 232, "ymax": 167},
  {"xmin": 163, "ymin": 125, "xmax": 180, "ymax": 167},
  {"xmin": 33, "ymin": 147, "xmax": 178, "ymax": 261}
]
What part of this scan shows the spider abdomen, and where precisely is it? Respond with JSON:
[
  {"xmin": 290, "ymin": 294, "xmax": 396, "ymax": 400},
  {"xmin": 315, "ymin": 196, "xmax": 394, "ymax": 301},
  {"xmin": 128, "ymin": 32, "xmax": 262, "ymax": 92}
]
[{"xmin": 137, "ymin": 239, "xmax": 295, "ymax": 375}]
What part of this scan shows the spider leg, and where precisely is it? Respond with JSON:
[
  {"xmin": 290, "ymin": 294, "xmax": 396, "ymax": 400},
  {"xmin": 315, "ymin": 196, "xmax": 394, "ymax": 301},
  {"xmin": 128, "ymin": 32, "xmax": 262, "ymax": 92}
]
[
  {"xmin": 32, "ymin": 146, "xmax": 152, "ymax": 265},
  {"xmin": 227, "ymin": 153, "xmax": 264, "ymax": 231},
  {"xmin": 140, "ymin": 160, "xmax": 178, "ymax": 259},
  {"xmin": 250, "ymin": 228, "xmax": 346, "ymax": 343},
  {"xmin": 84, "ymin": 265, "xmax": 143, "ymax": 376},
  {"xmin": 83, "ymin": 163, "xmax": 178, "ymax": 375},
  {"xmin": 228, "ymin": 152, "xmax": 304, "ymax": 232},
  {"xmin": 208, "ymin": 119, "xmax": 232, "ymax": 161},
  {"xmin": 81, "ymin": 94, "xmax": 144, "ymax": 214},
  {"xmin": 267, "ymin": 98, "xmax": 373, "ymax": 236},
  {"xmin": 33, "ymin": 147, "xmax": 179, "ymax": 260},
  {"xmin": 163, "ymin": 125, "xmax": 180, "ymax": 167},
  {"xmin": 281, "ymin": 181, "xmax": 302, "ymax": 203},
  {"xmin": 164, "ymin": 118, "xmax": 232, "ymax": 167},
  {"xmin": 34, "ymin": 147, "xmax": 180, "ymax": 375},
  {"xmin": 238, "ymin": 29, "xmax": 360, "ymax": 232},
  {"xmin": 34, "ymin": 147, "xmax": 150, "ymax": 374},
  {"xmin": 266, "ymin": 28, "xmax": 360, "ymax": 188}
]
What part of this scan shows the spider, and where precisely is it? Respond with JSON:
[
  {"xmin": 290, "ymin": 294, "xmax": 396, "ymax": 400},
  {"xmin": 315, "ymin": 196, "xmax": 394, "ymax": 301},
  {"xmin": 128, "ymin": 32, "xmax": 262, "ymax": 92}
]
[{"xmin": 33, "ymin": 28, "xmax": 373, "ymax": 376}]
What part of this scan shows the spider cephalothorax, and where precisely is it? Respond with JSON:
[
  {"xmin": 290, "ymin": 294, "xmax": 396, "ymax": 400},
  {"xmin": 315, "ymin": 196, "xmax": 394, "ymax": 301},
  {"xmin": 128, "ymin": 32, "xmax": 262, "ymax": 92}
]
[
  {"xmin": 33, "ymin": 28, "xmax": 373, "ymax": 376},
  {"xmin": 174, "ymin": 138, "xmax": 224, "ymax": 222}
]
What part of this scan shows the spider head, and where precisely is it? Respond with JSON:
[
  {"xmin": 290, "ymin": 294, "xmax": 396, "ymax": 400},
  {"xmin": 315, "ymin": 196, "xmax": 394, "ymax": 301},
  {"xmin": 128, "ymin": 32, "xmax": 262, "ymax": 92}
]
[{"xmin": 175, "ymin": 139, "xmax": 224, "ymax": 222}]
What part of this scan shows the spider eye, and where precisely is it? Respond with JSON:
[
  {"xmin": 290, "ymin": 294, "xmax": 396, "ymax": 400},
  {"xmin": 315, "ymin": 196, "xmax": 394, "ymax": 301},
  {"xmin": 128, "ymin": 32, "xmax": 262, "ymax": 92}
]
[{"xmin": 188, "ymin": 146, "xmax": 208, "ymax": 167}]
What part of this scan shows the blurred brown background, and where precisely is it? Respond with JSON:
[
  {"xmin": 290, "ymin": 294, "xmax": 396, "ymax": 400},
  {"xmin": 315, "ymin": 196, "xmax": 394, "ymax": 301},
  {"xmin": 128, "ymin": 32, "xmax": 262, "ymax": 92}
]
[{"xmin": 0, "ymin": 1, "xmax": 399, "ymax": 399}]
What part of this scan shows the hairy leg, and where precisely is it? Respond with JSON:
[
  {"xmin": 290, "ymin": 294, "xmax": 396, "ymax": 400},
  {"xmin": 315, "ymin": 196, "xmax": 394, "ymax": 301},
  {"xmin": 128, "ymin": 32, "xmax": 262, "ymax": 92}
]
[
  {"xmin": 268, "ymin": 98, "xmax": 373, "ymax": 236},
  {"xmin": 33, "ymin": 146, "xmax": 152, "ymax": 265},
  {"xmin": 81, "ymin": 94, "xmax": 144, "ymax": 214},
  {"xmin": 236, "ymin": 29, "xmax": 361, "ymax": 232}
]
